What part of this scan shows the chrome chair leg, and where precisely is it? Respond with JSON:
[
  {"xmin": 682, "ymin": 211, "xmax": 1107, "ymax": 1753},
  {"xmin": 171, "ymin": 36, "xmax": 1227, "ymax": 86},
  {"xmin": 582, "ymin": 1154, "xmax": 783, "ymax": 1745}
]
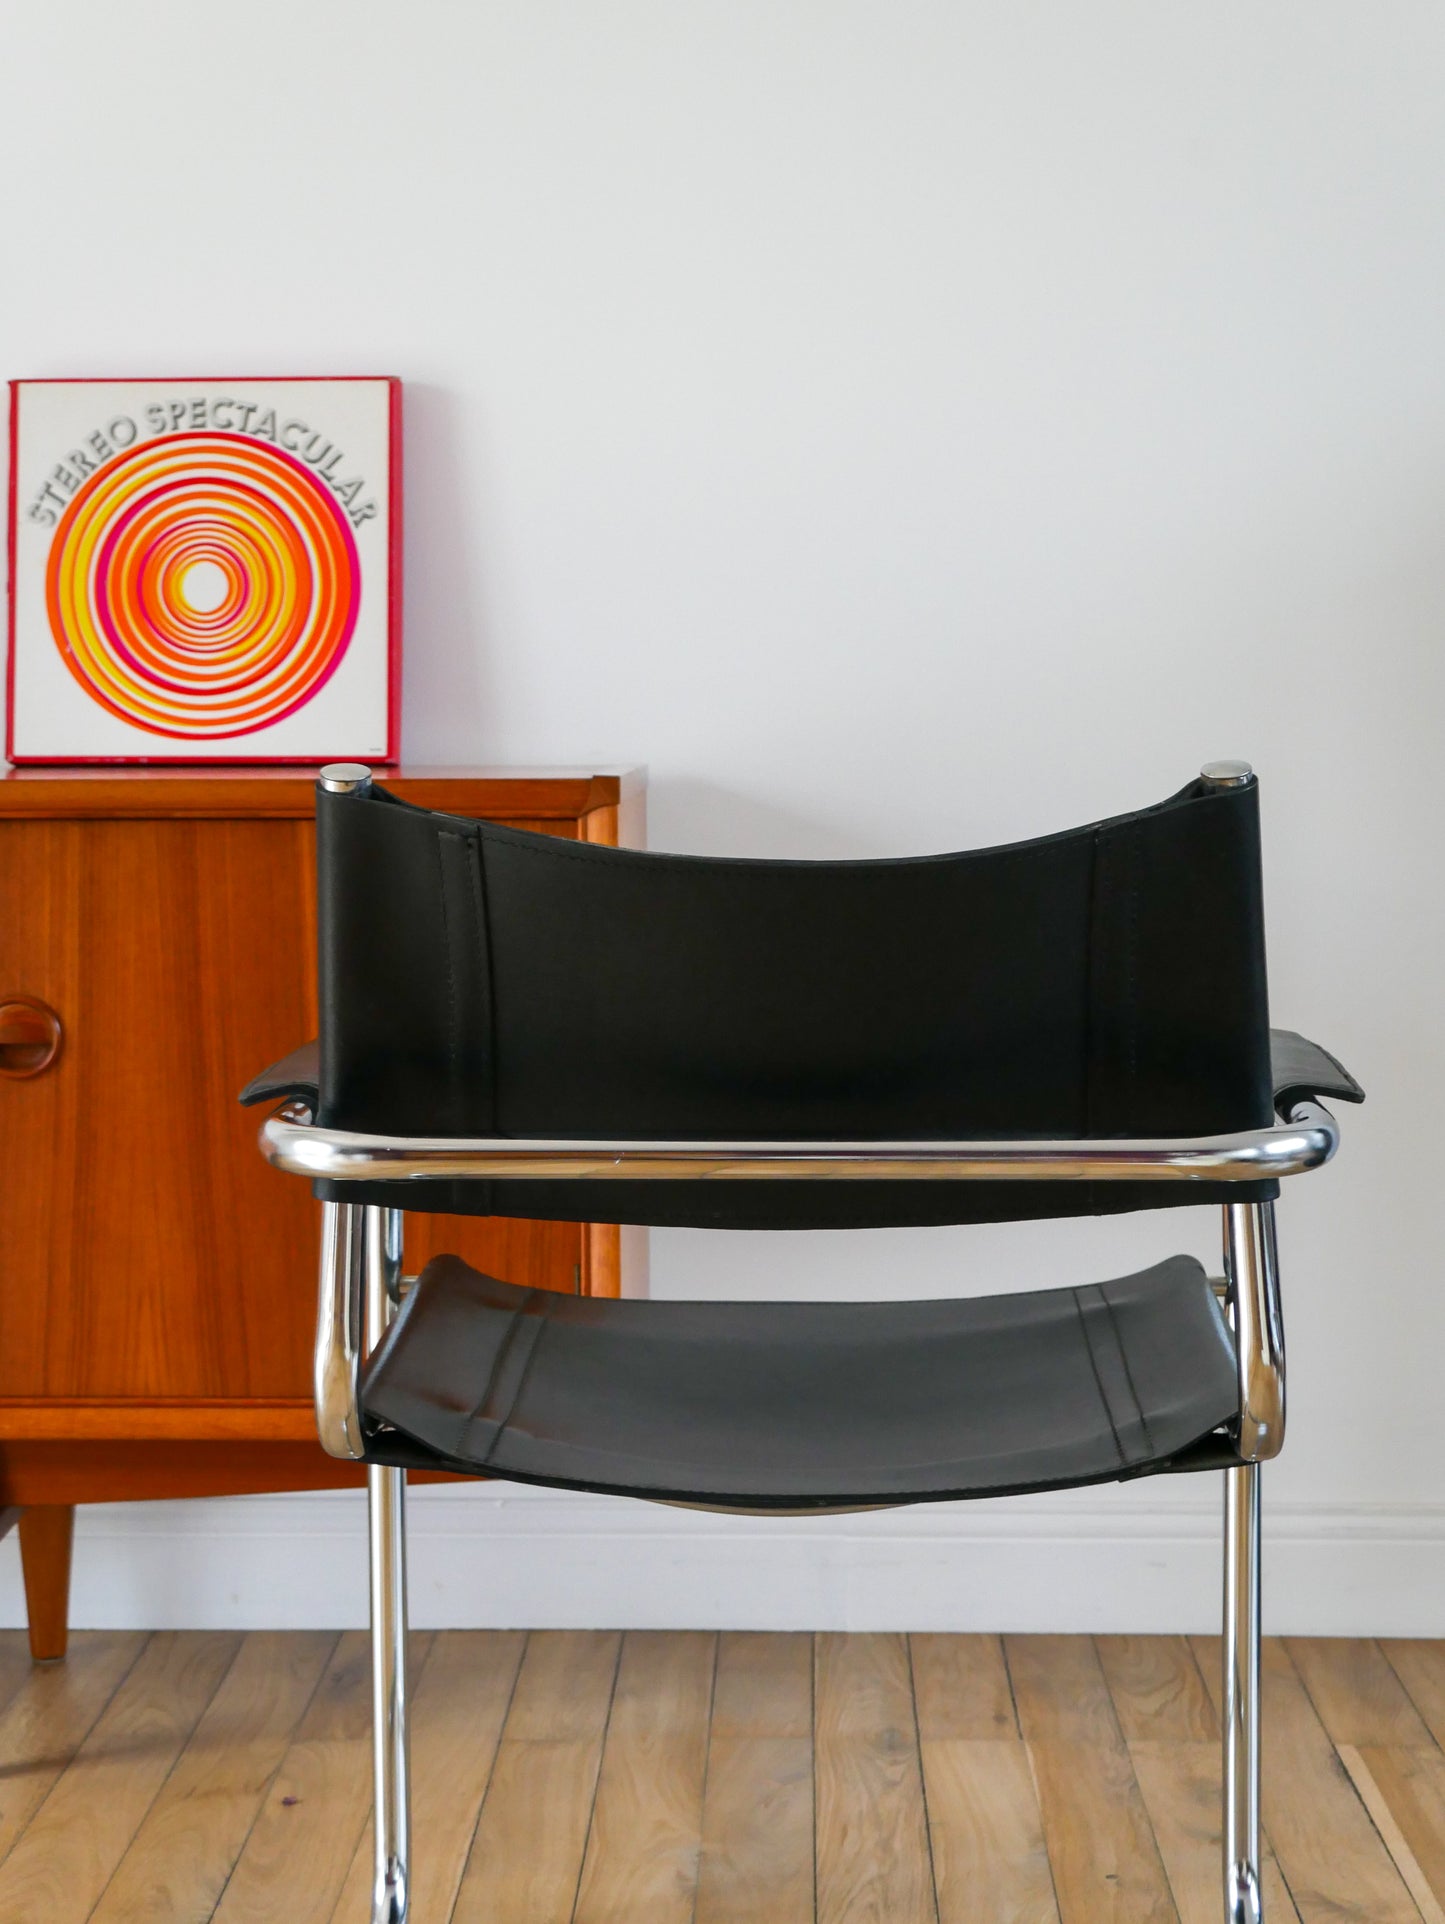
[
  {"xmin": 369, "ymin": 1462, "xmax": 410, "ymax": 1924},
  {"xmin": 1223, "ymin": 1460, "xmax": 1263, "ymax": 1924},
  {"xmin": 365, "ymin": 1206, "xmax": 410, "ymax": 1924}
]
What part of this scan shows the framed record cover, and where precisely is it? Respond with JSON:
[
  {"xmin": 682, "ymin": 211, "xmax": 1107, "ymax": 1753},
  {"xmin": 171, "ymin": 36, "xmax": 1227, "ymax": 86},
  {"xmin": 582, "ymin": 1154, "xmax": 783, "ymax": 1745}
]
[{"xmin": 6, "ymin": 376, "xmax": 400, "ymax": 764}]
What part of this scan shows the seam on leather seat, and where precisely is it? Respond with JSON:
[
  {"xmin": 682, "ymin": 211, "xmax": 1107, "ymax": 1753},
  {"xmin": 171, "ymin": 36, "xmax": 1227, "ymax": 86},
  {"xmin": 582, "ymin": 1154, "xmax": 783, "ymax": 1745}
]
[
  {"xmin": 1073, "ymin": 1285, "xmax": 1150, "ymax": 1467},
  {"xmin": 460, "ymin": 1291, "xmax": 548, "ymax": 1463},
  {"xmin": 1101, "ymin": 1287, "xmax": 1156, "ymax": 1459}
]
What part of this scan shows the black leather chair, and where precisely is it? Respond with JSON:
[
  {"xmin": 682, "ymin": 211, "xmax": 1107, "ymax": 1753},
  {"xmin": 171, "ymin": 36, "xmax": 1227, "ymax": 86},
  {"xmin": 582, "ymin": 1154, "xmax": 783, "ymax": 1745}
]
[{"xmin": 243, "ymin": 758, "xmax": 1362, "ymax": 1924}]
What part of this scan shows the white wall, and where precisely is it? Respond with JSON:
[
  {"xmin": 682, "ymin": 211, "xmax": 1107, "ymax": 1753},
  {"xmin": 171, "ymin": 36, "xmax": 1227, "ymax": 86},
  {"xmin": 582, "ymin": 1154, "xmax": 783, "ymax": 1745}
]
[{"xmin": 2, "ymin": 1, "xmax": 1442, "ymax": 1633}]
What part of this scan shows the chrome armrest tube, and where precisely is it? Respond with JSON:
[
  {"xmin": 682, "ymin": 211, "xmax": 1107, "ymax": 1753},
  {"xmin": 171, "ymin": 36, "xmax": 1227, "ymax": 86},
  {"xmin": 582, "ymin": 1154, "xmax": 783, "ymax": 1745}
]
[
  {"xmin": 266, "ymin": 1099, "xmax": 1337, "ymax": 1186},
  {"xmin": 315, "ymin": 1201, "xmax": 367, "ymax": 1460},
  {"xmin": 302, "ymin": 1105, "xmax": 1327, "ymax": 1471},
  {"xmin": 315, "ymin": 1202, "xmax": 403, "ymax": 1463},
  {"xmin": 1226, "ymin": 1198, "xmax": 1286, "ymax": 1463}
]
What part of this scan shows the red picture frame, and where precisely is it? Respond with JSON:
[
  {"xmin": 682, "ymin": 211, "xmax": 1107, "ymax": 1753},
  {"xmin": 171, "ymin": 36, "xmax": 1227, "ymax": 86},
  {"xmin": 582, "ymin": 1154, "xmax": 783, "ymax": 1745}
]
[{"xmin": 6, "ymin": 375, "xmax": 402, "ymax": 765}]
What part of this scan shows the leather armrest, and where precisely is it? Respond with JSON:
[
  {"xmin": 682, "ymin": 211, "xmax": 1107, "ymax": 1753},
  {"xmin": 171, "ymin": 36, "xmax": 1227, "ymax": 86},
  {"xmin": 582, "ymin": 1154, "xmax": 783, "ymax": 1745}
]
[
  {"xmin": 239, "ymin": 1039, "xmax": 319, "ymax": 1109},
  {"xmin": 1271, "ymin": 1028, "xmax": 1364, "ymax": 1117},
  {"xmin": 238, "ymin": 1029, "xmax": 1363, "ymax": 1136}
]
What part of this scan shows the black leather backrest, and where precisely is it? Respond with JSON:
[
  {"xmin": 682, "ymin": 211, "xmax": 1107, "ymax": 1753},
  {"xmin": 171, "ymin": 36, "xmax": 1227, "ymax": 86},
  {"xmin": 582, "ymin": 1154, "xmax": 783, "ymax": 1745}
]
[{"xmin": 316, "ymin": 774, "xmax": 1273, "ymax": 1229}]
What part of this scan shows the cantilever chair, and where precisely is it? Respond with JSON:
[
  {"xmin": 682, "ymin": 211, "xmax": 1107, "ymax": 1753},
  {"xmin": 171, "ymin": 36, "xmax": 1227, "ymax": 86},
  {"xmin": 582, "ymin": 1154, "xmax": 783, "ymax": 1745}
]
[{"xmin": 244, "ymin": 758, "xmax": 1361, "ymax": 1924}]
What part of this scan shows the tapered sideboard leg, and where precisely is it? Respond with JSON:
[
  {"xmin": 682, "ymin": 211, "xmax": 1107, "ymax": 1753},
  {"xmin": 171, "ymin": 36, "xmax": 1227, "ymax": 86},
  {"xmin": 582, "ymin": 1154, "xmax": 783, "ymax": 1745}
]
[{"xmin": 19, "ymin": 1505, "xmax": 75, "ymax": 1661}]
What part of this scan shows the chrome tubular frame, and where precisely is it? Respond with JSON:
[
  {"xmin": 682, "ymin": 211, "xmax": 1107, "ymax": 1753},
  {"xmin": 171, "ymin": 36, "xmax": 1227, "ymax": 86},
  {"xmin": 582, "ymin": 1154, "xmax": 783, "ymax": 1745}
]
[
  {"xmin": 1225, "ymin": 1200, "xmax": 1285, "ymax": 1464},
  {"xmin": 267, "ymin": 1099, "xmax": 1337, "ymax": 1188},
  {"xmin": 1219, "ymin": 1196, "xmax": 1276, "ymax": 1923},
  {"xmin": 315, "ymin": 1203, "xmax": 367, "ymax": 1460},
  {"xmin": 1224, "ymin": 1459, "xmax": 1263, "ymax": 1924},
  {"xmin": 365, "ymin": 1206, "xmax": 409, "ymax": 1924}
]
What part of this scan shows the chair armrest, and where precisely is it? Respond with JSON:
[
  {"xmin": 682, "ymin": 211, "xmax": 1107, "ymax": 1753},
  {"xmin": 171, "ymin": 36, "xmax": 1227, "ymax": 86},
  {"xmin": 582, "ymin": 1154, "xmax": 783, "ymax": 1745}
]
[
  {"xmin": 239, "ymin": 1040, "xmax": 319, "ymax": 1109},
  {"xmin": 1271, "ymin": 1029, "xmax": 1364, "ymax": 1119}
]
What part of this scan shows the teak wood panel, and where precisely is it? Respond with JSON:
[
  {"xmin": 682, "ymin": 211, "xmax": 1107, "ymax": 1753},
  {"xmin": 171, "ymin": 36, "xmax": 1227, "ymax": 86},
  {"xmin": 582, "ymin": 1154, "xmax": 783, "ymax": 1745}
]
[{"xmin": 0, "ymin": 790, "xmax": 626, "ymax": 1418}]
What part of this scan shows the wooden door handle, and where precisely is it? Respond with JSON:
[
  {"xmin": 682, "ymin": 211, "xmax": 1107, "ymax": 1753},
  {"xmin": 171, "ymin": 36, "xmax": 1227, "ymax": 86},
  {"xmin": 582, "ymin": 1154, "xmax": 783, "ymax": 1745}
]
[{"xmin": 0, "ymin": 997, "xmax": 63, "ymax": 1078}]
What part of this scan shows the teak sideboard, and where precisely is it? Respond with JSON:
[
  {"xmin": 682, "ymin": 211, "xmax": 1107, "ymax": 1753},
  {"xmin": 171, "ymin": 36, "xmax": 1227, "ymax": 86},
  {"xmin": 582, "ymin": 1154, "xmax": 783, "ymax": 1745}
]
[{"xmin": 0, "ymin": 764, "xmax": 646, "ymax": 1657}]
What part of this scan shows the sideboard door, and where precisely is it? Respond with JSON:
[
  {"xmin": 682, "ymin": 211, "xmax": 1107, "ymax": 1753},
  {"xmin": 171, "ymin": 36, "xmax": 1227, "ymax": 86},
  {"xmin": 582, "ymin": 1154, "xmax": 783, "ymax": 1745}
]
[{"xmin": 0, "ymin": 814, "xmax": 583, "ymax": 1408}]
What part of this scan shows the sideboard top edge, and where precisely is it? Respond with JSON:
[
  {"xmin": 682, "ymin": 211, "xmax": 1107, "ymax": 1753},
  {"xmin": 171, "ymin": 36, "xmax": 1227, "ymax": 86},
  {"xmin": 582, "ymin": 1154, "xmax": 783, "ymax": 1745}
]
[{"xmin": 0, "ymin": 764, "xmax": 646, "ymax": 820}]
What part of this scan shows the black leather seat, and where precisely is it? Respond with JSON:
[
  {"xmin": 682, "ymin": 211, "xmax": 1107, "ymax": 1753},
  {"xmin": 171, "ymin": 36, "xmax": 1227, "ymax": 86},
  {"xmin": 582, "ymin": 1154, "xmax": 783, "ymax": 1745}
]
[{"xmin": 362, "ymin": 1251, "xmax": 1238, "ymax": 1506}]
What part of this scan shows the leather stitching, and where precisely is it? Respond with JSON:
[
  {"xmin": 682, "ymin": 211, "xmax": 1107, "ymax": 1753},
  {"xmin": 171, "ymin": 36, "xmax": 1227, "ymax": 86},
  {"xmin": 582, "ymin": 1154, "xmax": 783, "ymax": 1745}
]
[
  {"xmin": 1072, "ymin": 1287, "xmax": 1127, "ymax": 1467},
  {"xmin": 1100, "ymin": 1287, "xmax": 1154, "ymax": 1458},
  {"xmin": 435, "ymin": 833, "xmax": 463, "ymax": 1131},
  {"xmin": 476, "ymin": 1295, "xmax": 550, "ymax": 1467},
  {"xmin": 469, "ymin": 830, "xmax": 500, "ymax": 1137}
]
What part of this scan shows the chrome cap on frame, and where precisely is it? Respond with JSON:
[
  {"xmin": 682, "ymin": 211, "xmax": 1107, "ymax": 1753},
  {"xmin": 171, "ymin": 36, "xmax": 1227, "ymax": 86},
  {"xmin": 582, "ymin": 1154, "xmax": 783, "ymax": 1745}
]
[{"xmin": 318, "ymin": 762, "xmax": 374, "ymax": 794}]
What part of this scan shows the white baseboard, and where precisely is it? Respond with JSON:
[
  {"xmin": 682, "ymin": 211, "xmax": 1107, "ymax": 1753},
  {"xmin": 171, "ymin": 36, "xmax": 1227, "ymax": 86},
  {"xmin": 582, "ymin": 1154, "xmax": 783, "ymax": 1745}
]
[{"xmin": 1, "ymin": 1482, "xmax": 1442, "ymax": 1637}]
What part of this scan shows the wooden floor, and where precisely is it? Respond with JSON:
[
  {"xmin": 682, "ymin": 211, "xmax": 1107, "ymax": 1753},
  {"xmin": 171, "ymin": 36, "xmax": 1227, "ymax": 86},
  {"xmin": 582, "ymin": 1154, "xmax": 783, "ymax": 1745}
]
[{"xmin": 0, "ymin": 1632, "xmax": 1440, "ymax": 1922}]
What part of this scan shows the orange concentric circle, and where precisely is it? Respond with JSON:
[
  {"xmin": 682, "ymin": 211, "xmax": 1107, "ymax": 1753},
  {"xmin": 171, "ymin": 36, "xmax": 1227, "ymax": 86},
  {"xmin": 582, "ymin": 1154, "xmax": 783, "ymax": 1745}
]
[{"xmin": 45, "ymin": 432, "xmax": 360, "ymax": 738}]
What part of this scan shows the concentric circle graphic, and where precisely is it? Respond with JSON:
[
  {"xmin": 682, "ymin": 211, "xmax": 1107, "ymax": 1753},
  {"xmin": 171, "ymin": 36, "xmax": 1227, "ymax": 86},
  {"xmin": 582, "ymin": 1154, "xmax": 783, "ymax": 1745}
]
[{"xmin": 45, "ymin": 432, "xmax": 360, "ymax": 739}]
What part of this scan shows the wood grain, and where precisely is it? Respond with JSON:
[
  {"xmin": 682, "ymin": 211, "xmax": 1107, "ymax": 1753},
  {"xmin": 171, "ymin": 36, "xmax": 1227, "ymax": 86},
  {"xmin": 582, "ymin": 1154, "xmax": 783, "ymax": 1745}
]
[
  {"xmin": 1096, "ymin": 1634, "xmax": 1219, "ymax": 1744},
  {"xmin": 0, "ymin": 765, "xmax": 643, "ymax": 821},
  {"xmin": 1287, "ymin": 1636, "xmax": 1435, "ymax": 1748},
  {"xmin": 0, "ymin": 767, "xmax": 646, "ymax": 1655},
  {"xmin": 710, "ymin": 1630, "xmax": 812, "ymax": 1740},
  {"xmin": 1382, "ymin": 1639, "xmax": 1445, "ymax": 1750},
  {"xmin": 325, "ymin": 1630, "xmax": 525, "ymax": 1924},
  {"xmin": 1190, "ymin": 1636, "xmax": 1421, "ymax": 1923},
  {"xmin": 0, "ymin": 1628, "xmax": 40, "ymax": 1724},
  {"xmin": 16, "ymin": 1505, "xmax": 73, "ymax": 1660},
  {"xmin": 695, "ymin": 1629, "xmax": 814, "ymax": 1924},
  {"xmin": 0, "ymin": 1438, "xmax": 469, "ymax": 1506},
  {"xmin": 0, "ymin": 1630, "xmax": 239, "ymax": 1924},
  {"xmin": 90, "ymin": 1631, "xmax": 336, "ymax": 1924},
  {"xmin": 912, "ymin": 1633, "xmax": 1017, "ymax": 1740},
  {"xmin": 921, "ymin": 1739, "xmax": 1058, "ymax": 1924},
  {"xmin": 1005, "ymin": 1635, "xmax": 1123, "ymax": 1749},
  {"xmin": 1342, "ymin": 1744, "xmax": 1445, "ymax": 1922},
  {"xmin": 209, "ymin": 1630, "xmax": 427, "ymax": 1924},
  {"xmin": 0, "ymin": 1631, "xmax": 1434, "ymax": 1920},
  {"xmin": 574, "ymin": 1630, "xmax": 718, "ymax": 1924},
  {"xmin": 813, "ymin": 1632, "xmax": 935, "ymax": 1924},
  {"xmin": 0, "ymin": 1630, "xmax": 148, "ymax": 1869},
  {"xmin": 696, "ymin": 1733, "xmax": 814, "ymax": 1924},
  {"xmin": 451, "ymin": 1631, "xmax": 621, "ymax": 1924},
  {"xmin": 1006, "ymin": 1635, "xmax": 1174, "ymax": 1922},
  {"xmin": 1127, "ymin": 1742, "xmax": 1301, "ymax": 1924}
]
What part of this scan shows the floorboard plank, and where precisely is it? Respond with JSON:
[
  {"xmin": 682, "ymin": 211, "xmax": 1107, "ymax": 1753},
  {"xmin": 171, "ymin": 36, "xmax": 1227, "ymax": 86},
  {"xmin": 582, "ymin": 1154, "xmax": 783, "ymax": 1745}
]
[
  {"xmin": 1288, "ymin": 1638, "xmax": 1435, "ymax": 1748},
  {"xmin": 1096, "ymin": 1636, "xmax": 1219, "ymax": 1744},
  {"xmin": 1189, "ymin": 1637, "xmax": 1421, "ymax": 1923},
  {"xmin": 91, "ymin": 1631, "xmax": 336, "ymax": 1924},
  {"xmin": 574, "ymin": 1629, "xmax": 717, "ymax": 1924},
  {"xmin": 814, "ymin": 1632, "xmax": 936, "ymax": 1924},
  {"xmin": 0, "ymin": 1631, "xmax": 240, "ymax": 1924},
  {"xmin": 696, "ymin": 1630, "xmax": 813, "ymax": 1924},
  {"xmin": 1026, "ymin": 1741, "xmax": 1177, "ymax": 1923},
  {"xmin": 0, "ymin": 1633, "xmax": 40, "ymax": 1725},
  {"xmin": 710, "ymin": 1631, "xmax": 811, "ymax": 1740},
  {"xmin": 912, "ymin": 1635, "xmax": 1017, "ymax": 1740},
  {"xmin": 450, "ymin": 1630, "xmax": 620, "ymax": 1924},
  {"xmin": 922, "ymin": 1739, "xmax": 1059, "ymax": 1924},
  {"xmin": 211, "ymin": 1630, "xmax": 431, "ymax": 1924},
  {"xmin": 1004, "ymin": 1636, "xmax": 1122, "ymax": 1749},
  {"xmin": 1343, "ymin": 1745, "xmax": 1445, "ymax": 1923},
  {"xmin": 3, "ymin": 1629, "xmax": 1437, "ymax": 1924},
  {"xmin": 1128, "ymin": 1742, "xmax": 1300, "ymax": 1924},
  {"xmin": 696, "ymin": 1734, "xmax": 814, "ymax": 1924},
  {"xmin": 1006, "ymin": 1634, "xmax": 1175, "ymax": 1922},
  {"xmin": 1381, "ymin": 1641, "xmax": 1445, "ymax": 1752},
  {"xmin": 0, "ymin": 1631, "xmax": 148, "ymax": 1871},
  {"xmin": 326, "ymin": 1629, "xmax": 525, "ymax": 1924}
]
